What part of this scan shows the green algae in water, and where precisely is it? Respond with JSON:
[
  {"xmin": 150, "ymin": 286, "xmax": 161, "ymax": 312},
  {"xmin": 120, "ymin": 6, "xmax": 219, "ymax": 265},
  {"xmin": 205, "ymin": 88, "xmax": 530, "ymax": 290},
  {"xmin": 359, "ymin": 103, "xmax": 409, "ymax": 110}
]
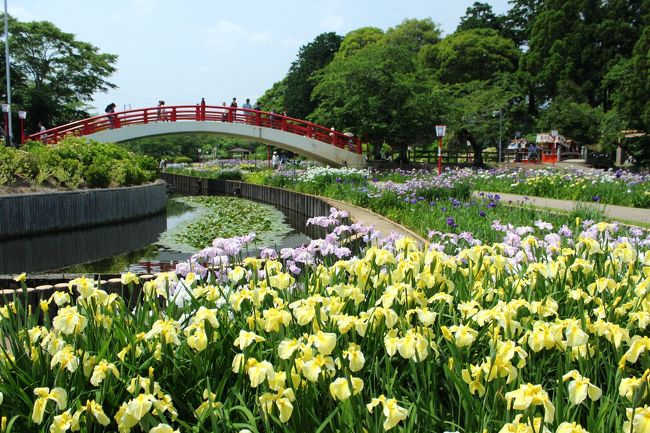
[{"xmin": 158, "ymin": 196, "xmax": 294, "ymax": 251}]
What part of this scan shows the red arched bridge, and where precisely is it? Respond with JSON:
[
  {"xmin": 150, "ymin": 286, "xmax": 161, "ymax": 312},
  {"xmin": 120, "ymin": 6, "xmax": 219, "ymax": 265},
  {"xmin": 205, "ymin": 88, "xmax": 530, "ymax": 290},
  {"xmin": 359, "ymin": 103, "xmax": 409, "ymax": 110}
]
[{"xmin": 28, "ymin": 104, "xmax": 366, "ymax": 168}]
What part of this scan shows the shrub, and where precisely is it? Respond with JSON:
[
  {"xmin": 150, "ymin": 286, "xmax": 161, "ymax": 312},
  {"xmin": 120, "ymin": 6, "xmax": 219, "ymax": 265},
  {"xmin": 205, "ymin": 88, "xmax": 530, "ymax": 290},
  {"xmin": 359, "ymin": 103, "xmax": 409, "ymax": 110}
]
[
  {"xmin": 173, "ymin": 156, "xmax": 193, "ymax": 164},
  {"xmin": 212, "ymin": 168, "xmax": 243, "ymax": 180},
  {"xmin": 0, "ymin": 147, "xmax": 17, "ymax": 185},
  {"xmin": 0, "ymin": 138, "xmax": 157, "ymax": 189},
  {"xmin": 85, "ymin": 155, "xmax": 113, "ymax": 188}
]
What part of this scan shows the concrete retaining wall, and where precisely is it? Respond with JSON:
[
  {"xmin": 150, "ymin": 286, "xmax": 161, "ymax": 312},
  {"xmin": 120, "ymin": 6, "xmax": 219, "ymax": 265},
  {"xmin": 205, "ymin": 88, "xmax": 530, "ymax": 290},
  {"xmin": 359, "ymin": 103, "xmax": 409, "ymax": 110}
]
[
  {"xmin": 0, "ymin": 181, "xmax": 167, "ymax": 240},
  {"xmin": 160, "ymin": 173, "xmax": 333, "ymax": 219},
  {"xmin": 0, "ymin": 175, "xmax": 339, "ymax": 303}
]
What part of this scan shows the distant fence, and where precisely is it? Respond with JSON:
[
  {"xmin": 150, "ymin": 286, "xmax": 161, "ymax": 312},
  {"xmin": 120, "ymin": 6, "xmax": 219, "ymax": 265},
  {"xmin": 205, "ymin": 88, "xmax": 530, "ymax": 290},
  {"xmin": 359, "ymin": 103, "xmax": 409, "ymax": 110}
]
[
  {"xmin": 407, "ymin": 150, "xmax": 500, "ymax": 165},
  {"xmin": 0, "ymin": 181, "xmax": 167, "ymax": 240},
  {"xmin": 407, "ymin": 148, "xmax": 610, "ymax": 165}
]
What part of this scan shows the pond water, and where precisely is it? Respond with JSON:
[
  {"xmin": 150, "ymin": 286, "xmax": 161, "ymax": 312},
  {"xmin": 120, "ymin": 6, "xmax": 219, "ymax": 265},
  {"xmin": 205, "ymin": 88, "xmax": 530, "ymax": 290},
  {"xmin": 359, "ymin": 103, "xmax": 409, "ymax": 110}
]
[{"xmin": 0, "ymin": 196, "xmax": 312, "ymax": 275}]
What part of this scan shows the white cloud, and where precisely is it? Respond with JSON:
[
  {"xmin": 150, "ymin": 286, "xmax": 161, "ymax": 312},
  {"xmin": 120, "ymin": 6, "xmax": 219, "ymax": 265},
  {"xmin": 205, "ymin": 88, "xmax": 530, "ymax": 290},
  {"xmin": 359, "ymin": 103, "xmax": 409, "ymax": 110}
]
[
  {"xmin": 250, "ymin": 31, "xmax": 272, "ymax": 44},
  {"xmin": 280, "ymin": 36, "xmax": 301, "ymax": 49},
  {"xmin": 130, "ymin": 0, "xmax": 157, "ymax": 15},
  {"xmin": 203, "ymin": 20, "xmax": 273, "ymax": 50},
  {"xmin": 103, "ymin": 14, "xmax": 125, "ymax": 26},
  {"xmin": 8, "ymin": 6, "xmax": 37, "ymax": 22},
  {"xmin": 320, "ymin": 13, "xmax": 344, "ymax": 31}
]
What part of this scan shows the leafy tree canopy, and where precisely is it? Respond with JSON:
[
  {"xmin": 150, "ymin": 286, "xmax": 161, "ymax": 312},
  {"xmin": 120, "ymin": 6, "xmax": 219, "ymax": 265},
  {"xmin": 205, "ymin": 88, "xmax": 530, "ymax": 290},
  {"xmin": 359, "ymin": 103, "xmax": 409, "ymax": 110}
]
[
  {"xmin": 0, "ymin": 15, "xmax": 117, "ymax": 133},
  {"xmin": 310, "ymin": 19, "xmax": 446, "ymax": 159},
  {"xmin": 283, "ymin": 32, "xmax": 342, "ymax": 119},
  {"xmin": 423, "ymin": 28, "xmax": 520, "ymax": 84},
  {"xmin": 457, "ymin": 2, "xmax": 504, "ymax": 32}
]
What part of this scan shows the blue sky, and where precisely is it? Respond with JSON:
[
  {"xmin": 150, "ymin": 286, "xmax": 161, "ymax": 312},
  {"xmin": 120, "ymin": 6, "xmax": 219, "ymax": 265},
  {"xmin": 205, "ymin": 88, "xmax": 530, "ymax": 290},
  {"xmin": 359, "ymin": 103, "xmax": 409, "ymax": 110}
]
[{"xmin": 10, "ymin": 0, "xmax": 511, "ymax": 115}]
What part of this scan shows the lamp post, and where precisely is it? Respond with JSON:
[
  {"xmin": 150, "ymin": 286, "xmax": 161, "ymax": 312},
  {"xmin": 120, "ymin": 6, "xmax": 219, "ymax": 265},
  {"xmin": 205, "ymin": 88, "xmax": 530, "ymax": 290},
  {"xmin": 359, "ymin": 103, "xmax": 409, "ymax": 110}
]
[
  {"xmin": 2, "ymin": 103, "xmax": 8, "ymax": 145},
  {"xmin": 493, "ymin": 109, "xmax": 503, "ymax": 164},
  {"xmin": 435, "ymin": 125, "xmax": 446, "ymax": 176},
  {"xmin": 18, "ymin": 110, "xmax": 25, "ymax": 144},
  {"xmin": 3, "ymin": 0, "xmax": 12, "ymax": 146}
]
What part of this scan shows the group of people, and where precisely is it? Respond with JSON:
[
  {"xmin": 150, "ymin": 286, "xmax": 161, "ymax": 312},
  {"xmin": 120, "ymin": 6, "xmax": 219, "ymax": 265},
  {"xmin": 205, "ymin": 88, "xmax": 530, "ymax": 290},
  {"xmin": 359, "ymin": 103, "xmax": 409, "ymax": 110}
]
[{"xmin": 107, "ymin": 98, "xmax": 283, "ymax": 126}]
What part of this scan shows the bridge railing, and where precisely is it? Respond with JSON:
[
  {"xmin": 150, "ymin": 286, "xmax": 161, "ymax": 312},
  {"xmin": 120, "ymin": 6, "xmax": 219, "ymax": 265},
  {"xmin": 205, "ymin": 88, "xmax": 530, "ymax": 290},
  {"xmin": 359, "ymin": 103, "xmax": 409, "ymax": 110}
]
[{"xmin": 28, "ymin": 105, "xmax": 363, "ymax": 154}]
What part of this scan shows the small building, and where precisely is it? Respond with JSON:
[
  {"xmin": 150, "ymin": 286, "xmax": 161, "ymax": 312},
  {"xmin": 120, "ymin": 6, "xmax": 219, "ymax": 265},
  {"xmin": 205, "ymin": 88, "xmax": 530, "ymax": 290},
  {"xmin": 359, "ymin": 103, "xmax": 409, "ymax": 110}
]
[
  {"xmin": 535, "ymin": 132, "xmax": 578, "ymax": 162},
  {"xmin": 227, "ymin": 146, "xmax": 253, "ymax": 160}
]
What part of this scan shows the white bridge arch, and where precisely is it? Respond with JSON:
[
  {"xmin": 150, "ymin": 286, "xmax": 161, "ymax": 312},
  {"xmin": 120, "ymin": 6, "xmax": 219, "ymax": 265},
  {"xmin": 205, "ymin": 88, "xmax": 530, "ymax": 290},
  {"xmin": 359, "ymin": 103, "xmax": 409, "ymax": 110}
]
[{"xmin": 30, "ymin": 105, "xmax": 366, "ymax": 168}]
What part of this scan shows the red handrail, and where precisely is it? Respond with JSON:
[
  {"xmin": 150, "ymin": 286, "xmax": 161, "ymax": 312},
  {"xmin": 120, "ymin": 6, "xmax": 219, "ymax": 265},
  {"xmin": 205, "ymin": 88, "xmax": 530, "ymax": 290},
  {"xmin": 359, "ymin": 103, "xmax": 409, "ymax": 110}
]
[{"xmin": 28, "ymin": 105, "xmax": 363, "ymax": 154}]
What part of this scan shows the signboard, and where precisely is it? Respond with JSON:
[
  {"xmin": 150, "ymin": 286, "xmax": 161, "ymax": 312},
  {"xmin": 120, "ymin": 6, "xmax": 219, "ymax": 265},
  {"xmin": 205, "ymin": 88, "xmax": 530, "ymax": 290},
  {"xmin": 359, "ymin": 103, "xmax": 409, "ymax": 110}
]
[{"xmin": 435, "ymin": 125, "xmax": 446, "ymax": 137}]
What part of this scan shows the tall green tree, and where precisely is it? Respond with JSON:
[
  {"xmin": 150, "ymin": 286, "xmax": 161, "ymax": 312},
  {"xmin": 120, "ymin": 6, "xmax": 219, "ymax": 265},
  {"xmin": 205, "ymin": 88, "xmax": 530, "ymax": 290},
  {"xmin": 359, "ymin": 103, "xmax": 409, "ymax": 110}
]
[
  {"xmin": 502, "ymin": 0, "xmax": 544, "ymax": 47},
  {"xmin": 257, "ymin": 78, "xmax": 287, "ymax": 112},
  {"xmin": 457, "ymin": 2, "xmax": 503, "ymax": 32},
  {"xmin": 283, "ymin": 32, "xmax": 342, "ymax": 119},
  {"xmin": 335, "ymin": 27, "xmax": 384, "ymax": 59},
  {"xmin": 0, "ymin": 15, "xmax": 117, "ymax": 133},
  {"xmin": 523, "ymin": 0, "xmax": 647, "ymax": 107},
  {"xmin": 536, "ymin": 99, "xmax": 602, "ymax": 145},
  {"xmin": 423, "ymin": 28, "xmax": 520, "ymax": 84},
  {"xmin": 446, "ymin": 79, "xmax": 518, "ymax": 166},
  {"xmin": 311, "ymin": 20, "xmax": 445, "ymax": 160},
  {"xmin": 603, "ymin": 24, "xmax": 650, "ymax": 164}
]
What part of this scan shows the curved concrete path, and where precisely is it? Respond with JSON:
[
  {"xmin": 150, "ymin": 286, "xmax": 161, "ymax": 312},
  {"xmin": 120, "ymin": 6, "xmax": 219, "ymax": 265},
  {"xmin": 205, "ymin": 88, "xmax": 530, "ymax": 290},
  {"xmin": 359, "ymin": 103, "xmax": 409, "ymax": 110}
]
[
  {"xmin": 475, "ymin": 191, "xmax": 650, "ymax": 225},
  {"xmin": 323, "ymin": 197, "xmax": 427, "ymax": 245}
]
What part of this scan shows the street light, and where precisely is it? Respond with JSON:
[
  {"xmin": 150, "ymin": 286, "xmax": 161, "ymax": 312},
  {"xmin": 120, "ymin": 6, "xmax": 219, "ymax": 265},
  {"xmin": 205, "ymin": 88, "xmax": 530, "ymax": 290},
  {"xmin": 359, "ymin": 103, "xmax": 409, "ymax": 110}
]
[
  {"xmin": 435, "ymin": 125, "xmax": 446, "ymax": 176},
  {"xmin": 493, "ymin": 109, "xmax": 503, "ymax": 164},
  {"xmin": 3, "ymin": 0, "xmax": 12, "ymax": 146},
  {"xmin": 2, "ymin": 103, "xmax": 9, "ymax": 145},
  {"xmin": 18, "ymin": 110, "xmax": 26, "ymax": 144}
]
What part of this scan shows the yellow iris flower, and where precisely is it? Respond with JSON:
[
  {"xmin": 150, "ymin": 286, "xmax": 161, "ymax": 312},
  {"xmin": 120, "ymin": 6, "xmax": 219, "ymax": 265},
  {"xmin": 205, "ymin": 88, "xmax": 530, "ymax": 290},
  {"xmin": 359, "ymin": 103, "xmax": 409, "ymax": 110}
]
[
  {"xmin": 149, "ymin": 424, "xmax": 180, "ymax": 433},
  {"xmin": 52, "ymin": 306, "xmax": 88, "ymax": 335},
  {"xmin": 329, "ymin": 376, "xmax": 364, "ymax": 401},
  {"xmin": 504, "ymin": 383, "xmax": 555, "ymax": 423},
  {"xmin": 366, "ymin": 394, "xmax": 408, "ymax": 431},
  {"xmin": 90, "ymin": 360, "xmax": 120, "ymax": 386},
  {"xmin": 623, "ymin": 405, "xmax": 650, "ymax": 433},
  {"xmin": 32, "ymin": 387, "xmax": 67, "ymax": 424},
  {"xmin": 233, "ymin": 330, "xmax": 265, "ymax": 350},
  {"xmin": 562, "ymin": 370, "xmax": 602, "ymax": 405}
]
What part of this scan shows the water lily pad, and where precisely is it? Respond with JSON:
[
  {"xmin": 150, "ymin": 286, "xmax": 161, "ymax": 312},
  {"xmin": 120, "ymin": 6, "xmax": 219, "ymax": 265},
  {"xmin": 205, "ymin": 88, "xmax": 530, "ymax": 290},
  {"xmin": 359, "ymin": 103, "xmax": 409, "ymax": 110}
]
[{"xmin": 158, "ymin": 196, "xmax": 293, "ymax": 251}]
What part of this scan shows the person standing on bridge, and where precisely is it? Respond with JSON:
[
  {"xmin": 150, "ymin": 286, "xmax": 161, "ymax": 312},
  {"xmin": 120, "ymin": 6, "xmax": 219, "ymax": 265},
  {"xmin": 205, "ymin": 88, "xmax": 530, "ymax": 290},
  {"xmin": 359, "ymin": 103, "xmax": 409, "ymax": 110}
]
[
  {"xmin": 269, "ymin": 108, "xmax": 277, "ymax": 128},
  {"xmin": 156, "ymin": 100, "xmax": 168, "ymax": 121},
  {"xmin": 200, "ymin": 97, "xmax": 206, "ymax": 121},
  {"xmin": 242, "ymin": 98, "xmax": 252, "ymax": 124},
  {"xmin": 221, "ymin": 101, "xmax": 228, "ymax": 122},
  {"xmin": 229, "ymin": 98, "xmax": 238, "ymax": 122},
  {"xmin": 105, "ymin": 103, "xmax": 116, "ymax": 129}
]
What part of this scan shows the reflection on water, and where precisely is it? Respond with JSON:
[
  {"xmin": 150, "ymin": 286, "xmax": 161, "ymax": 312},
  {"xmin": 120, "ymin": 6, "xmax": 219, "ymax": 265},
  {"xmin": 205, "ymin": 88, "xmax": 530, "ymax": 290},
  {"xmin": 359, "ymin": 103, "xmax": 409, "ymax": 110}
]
[
  {"xmin": 0, "ymin": 214, "xmax": 166, "ymax": 274},
  {"xmin": 0, "ymin": 197, "xmax": 314, "ymax": 275}
]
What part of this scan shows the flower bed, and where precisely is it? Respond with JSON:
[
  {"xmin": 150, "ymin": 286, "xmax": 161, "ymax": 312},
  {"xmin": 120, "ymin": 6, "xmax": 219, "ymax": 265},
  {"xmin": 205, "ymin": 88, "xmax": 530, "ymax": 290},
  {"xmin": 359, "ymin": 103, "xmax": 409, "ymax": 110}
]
[
  {"xmin": 246, "ymin": 167, "xmax": 604, "ymax": 243},
  {"xmin": 1, "ymin": 209, "xmax": 649, "ymax": 432},
  {"xmin": 472, "ymin": 167, "xmax": 650, "ymax": 208}
]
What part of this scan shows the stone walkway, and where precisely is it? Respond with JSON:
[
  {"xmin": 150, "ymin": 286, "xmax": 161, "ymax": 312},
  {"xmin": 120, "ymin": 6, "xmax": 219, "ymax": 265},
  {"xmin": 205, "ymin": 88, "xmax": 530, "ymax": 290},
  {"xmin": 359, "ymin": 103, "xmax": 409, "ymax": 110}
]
[
  {"xmin": 322, "ymin": 197, "xmax": 427, "ymax": 245},
  {"xmin": 475, "ymin": 191, "xmax": 650, "ymax": 225}
]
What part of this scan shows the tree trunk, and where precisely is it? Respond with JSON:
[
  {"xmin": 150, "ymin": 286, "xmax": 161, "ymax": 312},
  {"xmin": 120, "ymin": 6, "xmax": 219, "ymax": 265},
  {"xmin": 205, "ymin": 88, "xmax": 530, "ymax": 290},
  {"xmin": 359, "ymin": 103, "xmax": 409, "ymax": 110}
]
[
  {"xmin": 396, "ymin": 143, "xmax": 409, "ymax": 164},
  {"xmin": 458, "ymin": 128, "xmax": 483, "ymax": 167}
]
